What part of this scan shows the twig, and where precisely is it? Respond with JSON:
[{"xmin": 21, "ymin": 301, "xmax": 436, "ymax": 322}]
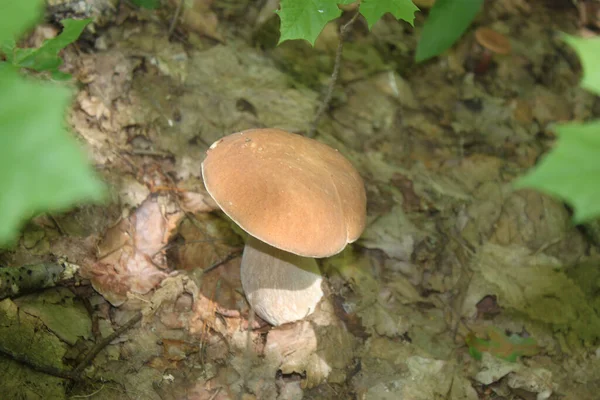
[
  {"xmin": 1, "ymin": 311, "xmax": 143, "ymax": 381},
  {"xmin": 129, "ymin": 149, "xmax": 173, "ymax": 158},
  {"xmin": 533, "ymin": 235, "xmax": 564, "ymax": 255},
  {"xmin": 69, "ymin": 384, "xmax": 106, "ymax": 398},
  {"xmin": 168, "ymin": 0, "xmax": 185, "ymax": 39},
  {"xmin": 208, "ymin": 387, "xmax": 222, "ymax": 400},
  {"xmin": 307, "ymin": 10, "xmax": 361, "ymax": 138},
  {"xmin": 72, "ymin": 312, "xmax": 142, "ymax": 376},
  {"xmin": 47, "ymin": 213, "xmax": 66, "ymax": 236},
  {"xmin": 238, "ymin": 307, "xmax": 256, "ymax": 400},
  {"xmin": 202, "ymin": 250, "xmax": 243, "ymax": 275}
]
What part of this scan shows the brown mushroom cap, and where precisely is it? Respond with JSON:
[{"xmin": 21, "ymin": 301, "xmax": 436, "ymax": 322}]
[
  {"xmin": 201, "ymin": 128, "xmax": 366, "ymax": 258},
  {"xmin": 475, "ymin": 27, "xmax": 511, "ymax": 55}
]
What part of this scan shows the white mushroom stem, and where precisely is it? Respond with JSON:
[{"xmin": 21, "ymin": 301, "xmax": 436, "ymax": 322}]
[{"xmin": 241, "ymin": 236, "xmax": 324, "ymax": 326}]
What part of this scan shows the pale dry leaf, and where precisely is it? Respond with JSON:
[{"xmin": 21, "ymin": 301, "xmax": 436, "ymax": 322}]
[
  {"xmin": 265, "ymin": 301, "xmax": 356, "ymax": 388},
  {"xmin": 82, "ymin": 198, "xmax": 176, "ymax": 306},
  {"xmin": 359, "ymin": 205, "xmax": 419, "ymax": 260},
  {"xmin": 26, "ymin": 24, "xmax": 59, "ymax": 48},
  {"xmin": 142, "ymin": 274, "xmax": 199, "ymax": 325},
  {"xmin": 116, "ymin": 174, "xmax": 151, "ymax": 209},
  {"xmin": 256, "ymin": 0, "xmax": 280, "ymax": 27},
  {"xmin": 188, "ymin": 292, "xmax": 229, "ymax": 336},
  {"xmin": 133, "ymin": 198, "xmax": 168, "ymax": 257},
  {"xmin": 507, "ymin": 366, "xmax": 555, "ymax": 399},
  {"xmin": 463, "ymin": 243, "xmax": 600, "ymax": 343},
  {"xmin": 77, "ymin": 92, "xmax": 111, "ymax": 119},
  {"xmin": 174, "ymin": 0, "xmax": 224, "ymax": 42},
  {"xmin": 174, "ymin": 213, "xmax": 243, "ymax": 310},
  {"xmin": 474, "ymin": 352, "xmax": 519, "ymax": 385},
  {"xmin": 88, "ymin": 50, "xmax": 139, "ymax": 104},
  {"xmin": 180, "ymin": 190, "xmax": 219, "ymax": 213}
]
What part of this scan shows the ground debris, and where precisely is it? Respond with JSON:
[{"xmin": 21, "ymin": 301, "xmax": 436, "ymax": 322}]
[
  {"xmin": 463, "ymin": 243, "xmax": 600, "ymax": 346},
  {"xmin": 0, "ymin": 261, "xmax": 78, "ymax": 300},
  {"xmin": 81, "ymin": 197, "xmax": 181, "ymax": 306},
  {"xmin": 3, "ymin": 1, "xmax": 600, "ymax": 399}
]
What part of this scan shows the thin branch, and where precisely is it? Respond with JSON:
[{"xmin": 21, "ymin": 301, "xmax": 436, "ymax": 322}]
[
  {"xmin": 72, "ymin": 312, "xmax": 142, "ymax": 376},
  {"xmin": 0, "ymin": 312, "xmax": 142, "ymax": 381},
  {"xmin": 168, "ymin": 0, "xmax": 185, "ymax": 39},
  {"xmin": 307, "ymin": 10, "xmax": 361, "ymax": 138},
  {"xmin": 202, "ymin": 250, "xmax": 243, "ymax": 275}
]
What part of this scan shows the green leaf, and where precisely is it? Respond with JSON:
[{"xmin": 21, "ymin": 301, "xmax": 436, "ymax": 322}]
[
  {"xmin": 277, "ymin": 0, "xmax": 342, "ymax": 46},
  {"xmin": 515, "ymin": 121, "xmax": 600, "ymax": 223},
  {"xmin": 466, "ymin": 327, "xmax": 539, "ymax": 362},
  {"xmin": 0, "ymin": 0, "xmax": 44, "ymax": 43},
  {"xmin": 360, "ymin": 0, "xmax": 418, "ymax": 29},
  {"xmin": 415, "ymin": 0, "xmax": 483, "ymax": 62},
  {"xmin": 0, "ymin": 65, "xmax": 105, "ymax": 245},
  {"xmin": 562, "ymin": 35, "xmax": 600, "ymax": 96},
  {"xmin": 51, "ymin": 70, "xmax": 72, "ymax": 81},
  {"xmin": 129, "ymin": 0, "xmax": 161, "ymax": 9},
  {"xmin": 14, "ymin": 18, "xmax": 92, "ymax": 73},
  {"xmin": 1, "ymin": 40, "xmax": 16, "ymax": 62}
]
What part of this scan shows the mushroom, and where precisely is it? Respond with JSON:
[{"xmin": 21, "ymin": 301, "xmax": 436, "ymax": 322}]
[
  {"xmin": 201, "ymin": 128, "xmax": 366, "ymax": 326},
  {"xmin": 473, "ymin": 27, "xmax": 511, "ymax": 74}
]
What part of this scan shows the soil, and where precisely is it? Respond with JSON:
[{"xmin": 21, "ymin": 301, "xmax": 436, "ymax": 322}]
[{"xmin": 1, "ymin": 0, "xmax": 600, "ymax": 399}]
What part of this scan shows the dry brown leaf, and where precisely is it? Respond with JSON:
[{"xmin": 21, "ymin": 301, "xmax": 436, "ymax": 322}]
[
  {"xmin": 265, "ymin": 302, "xmax": 356, "ymax": 389},
  {"xmin": 82, "ymin": 198, "xmax": 180, "ymax": 306},
  {"xmin": 174, "ymin": 213, "xmax": 243, "ymax": 309},
  {"xmin": 173, "ymin": 0, "xmax": 224, "ymax": 42},
  {"xmin": 77, "ymin": 92, "xmax": 111, "ymax": 119},
  {"xmin": 180, "ymin": 190, "xmax": 219, "ymax": 213}
]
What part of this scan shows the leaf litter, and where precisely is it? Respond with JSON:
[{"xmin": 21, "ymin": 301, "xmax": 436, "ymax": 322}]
[{"xmin": 1, "ymin": 0, "xmax": 600, "ymax": 399}]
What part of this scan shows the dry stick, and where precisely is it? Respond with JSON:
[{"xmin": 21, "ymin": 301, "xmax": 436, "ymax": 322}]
[
  {"xmin": 239, "ymin": 307, "xmax": 256, "ymax": 400},
  {"xmin": 208, "ymin": 387, "xmax": 222, "ymax": 400},
  {"xmin": 307, "ymin": 11, "xmax": 361, "ymax": 138},
  {"xmin": 130, "ymin": 149, "xmax": 173, "ymax": 158},
  {"xmin": 202, "ymin": 250, "xmax": 243, "ymax": 275},
  {"xmin": 168, "ymin": 0, "xmax": 185, "ymax": 39},
  {"xmin": 47, "ymin": 213, "xmax": 66, "ymax": 236},
  {"xmin": 0, "ymin": 312, "xmax": 142, "ymax": 381},
  {"xmin": 72, "ymin": 312, "xmax": 143, "ymax": 376}
]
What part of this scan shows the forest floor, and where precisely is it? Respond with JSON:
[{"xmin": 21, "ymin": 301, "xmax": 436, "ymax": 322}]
[{"xmin": 1, "ymin": 0, "xmax": 600, "ymax": 399}]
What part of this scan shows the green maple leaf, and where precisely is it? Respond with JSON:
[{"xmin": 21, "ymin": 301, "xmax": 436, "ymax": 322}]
[
  {"xmin": 360, "ymin": 0, "xmax": 418, "ymax": 29},
  {"xmin": 0, "ymin": 65, "xmax": 105, "ymax": 245},
  {"xmin": 0, "ymin": 0, "xmax": 44, "ymax": 43},
  {"xmin": 516, "ymin": 37, "xmax": 600, "ymax": 224},
  {"xmin": 516, "ymin": 121, "xmax": 600, "ymax": 223},
  {"xmin": 5, "ymin": 19, "xmax": 91, "ymax": 78},
  {"xmin": 277, "ymin": 0, "xmax": 343, "ymax": 45},
  {"xmin": 415, "ymin": 0, "xmax": 484, "ymax": 62},
  {"xmin": 562, "ymin": 35, "xmax": 600, "ymax": 96}
]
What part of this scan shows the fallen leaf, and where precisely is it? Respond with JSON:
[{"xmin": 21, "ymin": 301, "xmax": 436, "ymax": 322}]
[
  {"xmin": 463, "ymin": 243, "xmax": 600, "ymax": 345},
  {"xmin": 14, "ymin": 287, "xmax": 92, "ymax": 346},
  {"xmin": 466, "ymin": 327, "xmax": 539, "ymax": 362},
  {"xmin": 82, "ymin": 197, "xmax": 181, "ymax": 306},
  {"xmin": 174, "ymin": 0, "xmax": 224, "ymax": 42}
]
